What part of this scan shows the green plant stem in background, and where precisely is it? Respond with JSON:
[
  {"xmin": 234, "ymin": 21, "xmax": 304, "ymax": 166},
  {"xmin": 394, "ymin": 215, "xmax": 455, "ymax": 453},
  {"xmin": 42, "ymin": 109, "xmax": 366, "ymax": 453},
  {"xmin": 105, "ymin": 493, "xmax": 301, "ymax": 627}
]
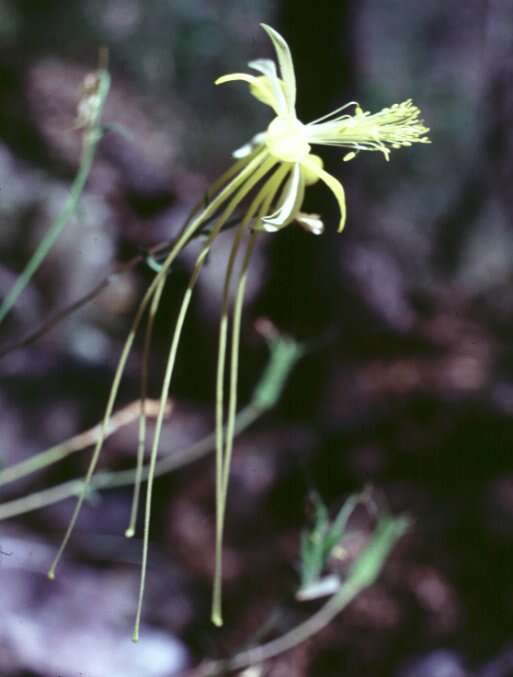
[
  {"xmin": 0, "ymin": 399, "xmax": 168, "ymax": 488},
  {"xmin": 193, "ymin": 516, "xmax": 408, "ymax": 677},
  {"xmin": 0, "ymin": 211, "xmax": 246, "ymax": 360},
  {"xmin": 0, "ymin": 332, "xmax": 304, "ymax": 521},
  {"xmin": 0, "ymin": 69, "xmax": 110, "ymax": 327}
]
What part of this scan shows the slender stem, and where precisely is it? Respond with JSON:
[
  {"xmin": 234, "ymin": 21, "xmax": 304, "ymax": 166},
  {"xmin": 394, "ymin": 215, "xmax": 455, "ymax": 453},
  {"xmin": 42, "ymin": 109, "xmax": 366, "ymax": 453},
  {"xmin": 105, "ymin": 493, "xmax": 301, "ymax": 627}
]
[
  {"xmin": 0, "ymin": 407, "xmax": 256, "ymax": 523},
  {"xmin": 0, "ymin": 399, "xmax": 167, "ymax": 488},
  {"xmin": 0, "ymin": 332, "xmax": 304, "ymax": 522},
  {"xmin": 0, "ymin": 214, "xmax": 244, "ymax": 360},
  {"xmin": 0, "ymin": 70, "xmax": 110, "ymax": 327},
  {"xmin": 0, "ymin": 273, "xmax": 110, "ymax": 358}
]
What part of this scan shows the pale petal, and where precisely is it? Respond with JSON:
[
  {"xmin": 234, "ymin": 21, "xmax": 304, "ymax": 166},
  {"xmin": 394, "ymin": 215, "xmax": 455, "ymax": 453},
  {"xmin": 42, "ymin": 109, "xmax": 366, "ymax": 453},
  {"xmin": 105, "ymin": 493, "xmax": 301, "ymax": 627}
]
[
  {"xmin": 232, "ymin": 132, "xmax": 265, "ymax": 159},
  {"xmin": 296, "ymin": 212, "xmax": 324, "ymax": 236},
  {"xmin": 297, "ymin": 574, "xmax": 341, "ymax": 601},
  {"xmin": 300, "ymin": 156, "xmax": 347, "ymax": 232},
  {"xmin": 215, "ymin": 73, "xmax": 275, "ymax": 110},
  {"xmin": 252, "ymin": 164, "xmax": 291, "ymax": 232},
  {"xmin": 261, "ymin": 163, "xmax": 302, "ymax": 231},
  {"xmin": 260, "ymin": 24, "xmax": 297, "ymax": 117},
  {"xmin": 248, "ymin": 59, "xmax": 287, "ymax": 114}
]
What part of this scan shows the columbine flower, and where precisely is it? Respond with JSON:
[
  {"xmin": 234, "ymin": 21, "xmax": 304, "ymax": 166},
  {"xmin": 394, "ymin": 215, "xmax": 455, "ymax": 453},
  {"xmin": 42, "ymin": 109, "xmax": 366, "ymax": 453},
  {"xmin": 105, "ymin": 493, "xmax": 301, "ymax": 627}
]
[
  {"xmin": 49, "ymin": 24, "xmax": 430, "ymax": 637},
  {"xmin": 216, "ymin": 23, "xmax": 430, "ymax": 234}
]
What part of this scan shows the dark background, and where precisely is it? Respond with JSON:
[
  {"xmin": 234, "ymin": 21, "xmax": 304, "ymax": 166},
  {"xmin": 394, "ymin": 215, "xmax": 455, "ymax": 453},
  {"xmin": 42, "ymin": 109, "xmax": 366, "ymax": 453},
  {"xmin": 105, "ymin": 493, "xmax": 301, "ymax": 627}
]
[{"xmin": 1, "ymin": 1, "xmax": 513, "ymax": 675}]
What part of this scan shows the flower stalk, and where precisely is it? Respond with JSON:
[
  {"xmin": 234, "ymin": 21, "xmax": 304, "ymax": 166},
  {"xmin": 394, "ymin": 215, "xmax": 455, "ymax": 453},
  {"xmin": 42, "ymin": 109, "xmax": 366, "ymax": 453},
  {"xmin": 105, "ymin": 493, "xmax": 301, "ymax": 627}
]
[{"xmin": 0, "ymin": 68, "xmax": 111, "ymax": 327}]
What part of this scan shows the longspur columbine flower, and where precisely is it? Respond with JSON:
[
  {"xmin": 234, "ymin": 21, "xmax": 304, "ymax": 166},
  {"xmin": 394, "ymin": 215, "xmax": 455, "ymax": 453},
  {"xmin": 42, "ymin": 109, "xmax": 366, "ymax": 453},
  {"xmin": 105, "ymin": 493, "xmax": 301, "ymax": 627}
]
[
  {"xmin": 47, "ymin": 24, "xmax": 430, "ymax": 635},
  {"xmin": 216, "ymin": 24, "xmax": 430, "ymax": 235}
]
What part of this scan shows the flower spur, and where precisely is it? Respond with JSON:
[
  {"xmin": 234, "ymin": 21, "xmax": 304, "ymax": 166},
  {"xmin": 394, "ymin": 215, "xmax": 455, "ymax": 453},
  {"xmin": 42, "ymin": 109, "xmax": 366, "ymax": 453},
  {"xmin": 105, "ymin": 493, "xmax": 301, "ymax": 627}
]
[{"xmin": 47, "ymin": 24, "xmax": 430, "ymax": 635}]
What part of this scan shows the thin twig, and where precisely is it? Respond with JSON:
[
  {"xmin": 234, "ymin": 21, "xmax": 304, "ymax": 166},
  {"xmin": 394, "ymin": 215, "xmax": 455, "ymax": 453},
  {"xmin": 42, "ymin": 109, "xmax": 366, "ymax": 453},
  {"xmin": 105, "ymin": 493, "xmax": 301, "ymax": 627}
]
[
  {"xmin": 0, "ymin": 215, "xmax": 244, "ymax": 360},
  {"xmin": 0, "ymin": 406, "xmax": 255, "ymax": 522},
  {"xmin": 0, "ymin": 332, "xmax": 304, "ymax": 522},
  {"xmin": 0, "ymin": 399, "xmax": 171, "ymax": 488}
]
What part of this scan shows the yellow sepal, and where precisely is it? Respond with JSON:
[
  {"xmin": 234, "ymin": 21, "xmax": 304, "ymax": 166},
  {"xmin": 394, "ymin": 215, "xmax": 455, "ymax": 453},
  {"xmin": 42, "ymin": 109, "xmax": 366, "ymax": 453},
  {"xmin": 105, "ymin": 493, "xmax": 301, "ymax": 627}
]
[{"xmin": 300, "ymin": 155, "xmax": 347, "ymax": 232}]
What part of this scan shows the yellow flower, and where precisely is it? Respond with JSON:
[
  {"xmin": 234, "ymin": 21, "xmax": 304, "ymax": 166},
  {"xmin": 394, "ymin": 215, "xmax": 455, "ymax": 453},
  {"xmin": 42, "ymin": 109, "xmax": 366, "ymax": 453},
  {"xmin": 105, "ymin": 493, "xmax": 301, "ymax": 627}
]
[
  {"xmin": 48, "ymin": 24, "xmax": 430, "ymax": 637},
  {"xmin": 216, "ymin": 23, "xmax": 430, "ymax": 232}
]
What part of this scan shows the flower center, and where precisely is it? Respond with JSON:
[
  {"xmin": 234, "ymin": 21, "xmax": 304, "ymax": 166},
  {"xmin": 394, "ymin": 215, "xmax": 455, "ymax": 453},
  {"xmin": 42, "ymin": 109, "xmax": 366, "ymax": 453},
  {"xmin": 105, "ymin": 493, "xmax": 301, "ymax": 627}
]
[{"xmin": 265, "ymin": 116, "xmax": 311, "ymax": 163}]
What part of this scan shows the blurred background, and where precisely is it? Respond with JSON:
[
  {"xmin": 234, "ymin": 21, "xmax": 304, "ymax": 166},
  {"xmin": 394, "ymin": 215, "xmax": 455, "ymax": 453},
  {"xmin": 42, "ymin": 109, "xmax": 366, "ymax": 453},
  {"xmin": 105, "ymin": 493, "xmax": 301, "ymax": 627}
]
[{"xmin": 1, "ymin": 1, "xmax": 513, "ymax": 675}]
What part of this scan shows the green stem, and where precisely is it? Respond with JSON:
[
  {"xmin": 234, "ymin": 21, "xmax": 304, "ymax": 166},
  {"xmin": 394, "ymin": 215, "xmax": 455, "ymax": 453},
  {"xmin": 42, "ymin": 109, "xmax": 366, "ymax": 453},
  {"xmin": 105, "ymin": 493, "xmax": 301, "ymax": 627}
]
[
  {"xmin": 0, "ymin": 328, "xmax": 301, "ymax": 521},
  {"xmin": 0, "ymin": 70, "xmax": 111, "ymax": 326},
  {"xmin": 0, "ymin": 398, "xmax": 151, "ymax": 488}
]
